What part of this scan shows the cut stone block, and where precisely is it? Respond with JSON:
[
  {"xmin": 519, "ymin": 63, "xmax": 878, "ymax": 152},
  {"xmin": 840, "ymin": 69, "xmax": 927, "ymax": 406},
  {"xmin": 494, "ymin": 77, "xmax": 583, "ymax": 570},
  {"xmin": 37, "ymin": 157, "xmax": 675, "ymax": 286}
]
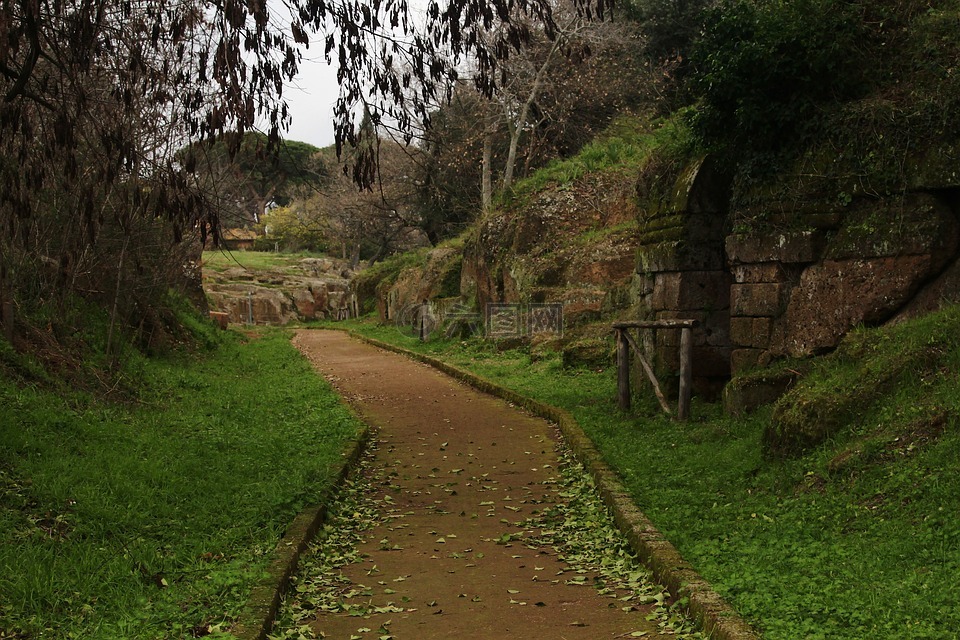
[
  {"xmin": 652, "ymin": 271, "xmax": 731, "ymax": 312},
  {"xmin": 726, "ymin": 231, "xmax": 823, "ymax": 265},
  {"xmin": 729, "ymin": 316, "xmax": 774, "ymax": 349},
  {"xmin": 730, "ymin": 283, "xmax": 788, "ymax": 317}
]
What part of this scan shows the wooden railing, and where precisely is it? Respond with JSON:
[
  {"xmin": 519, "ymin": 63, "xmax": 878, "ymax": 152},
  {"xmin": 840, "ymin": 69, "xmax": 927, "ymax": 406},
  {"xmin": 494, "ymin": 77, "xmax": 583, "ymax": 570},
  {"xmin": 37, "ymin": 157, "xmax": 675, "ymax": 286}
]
[{"xmin": 612, "ymin": 319, "xmax": 700, "ymax": 420}]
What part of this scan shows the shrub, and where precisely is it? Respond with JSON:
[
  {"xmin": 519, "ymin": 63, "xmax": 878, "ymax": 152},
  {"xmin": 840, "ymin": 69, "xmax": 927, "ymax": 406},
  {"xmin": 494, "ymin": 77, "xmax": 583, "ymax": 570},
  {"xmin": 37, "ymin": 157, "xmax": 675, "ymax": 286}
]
[{"xmin": 689, "ymin": 0, "xmax": 869, "ymax": 161}]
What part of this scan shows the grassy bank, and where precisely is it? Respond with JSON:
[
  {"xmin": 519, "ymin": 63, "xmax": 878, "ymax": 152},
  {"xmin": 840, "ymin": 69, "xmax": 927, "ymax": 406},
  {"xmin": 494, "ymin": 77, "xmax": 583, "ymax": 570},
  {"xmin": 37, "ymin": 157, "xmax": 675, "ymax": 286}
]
[
  {"xmin": 0, "ymin": 329, "xmax": 363, "ymax": 639},
  {"xmin": 201, "ymin": 250, "xmax": 328, "ymax": 274},
  {"xmin": 344, "ymin": 311, "xmax": 960, "ymax": 639}
]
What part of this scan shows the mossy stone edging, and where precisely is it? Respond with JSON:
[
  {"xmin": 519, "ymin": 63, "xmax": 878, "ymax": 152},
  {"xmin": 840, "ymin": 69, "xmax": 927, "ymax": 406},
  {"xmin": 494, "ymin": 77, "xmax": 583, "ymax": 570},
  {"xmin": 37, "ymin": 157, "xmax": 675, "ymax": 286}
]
[
  {"xmin": 352, "ymin": 332, "xmax": 760, "ymax": 640},
  {"xmin": 231, "ymin": 427, "xmax": 372, "ymax": 640}
]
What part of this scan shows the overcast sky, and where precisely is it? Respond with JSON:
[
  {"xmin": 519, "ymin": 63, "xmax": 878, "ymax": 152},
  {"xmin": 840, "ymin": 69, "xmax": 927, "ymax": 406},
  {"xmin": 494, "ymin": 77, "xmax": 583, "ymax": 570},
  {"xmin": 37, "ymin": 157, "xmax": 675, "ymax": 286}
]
[
  {"xmin": 283, "ymin": 50, "xmax": 339, "ymax": 149},
  {"xmin": 278, "ymin": 1, "xmax": 431, "ymax": 150}
]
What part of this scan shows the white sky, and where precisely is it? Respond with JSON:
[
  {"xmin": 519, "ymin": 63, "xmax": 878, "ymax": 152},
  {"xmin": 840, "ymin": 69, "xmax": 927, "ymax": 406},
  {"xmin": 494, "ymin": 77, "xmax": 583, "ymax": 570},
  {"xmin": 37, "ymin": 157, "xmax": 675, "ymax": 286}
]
[
  {"xmin": 284, "ymin": 48, "xmax": 339, "ymax": 149},
  {"xmin": 279, "ymin": 1, "xmax": 431, "ymax": 150}
]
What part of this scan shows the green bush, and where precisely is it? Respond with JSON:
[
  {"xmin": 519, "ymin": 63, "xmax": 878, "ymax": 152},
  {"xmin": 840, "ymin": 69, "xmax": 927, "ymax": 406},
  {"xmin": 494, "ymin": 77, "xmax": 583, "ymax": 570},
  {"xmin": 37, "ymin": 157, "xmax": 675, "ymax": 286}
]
[
  {"xmin": 689, "ymin": 0, "xmax": 869, "ymax": 160},
  {"xmin": 622, "ymin": 0, "xmax": 714, "ymax": 64}
]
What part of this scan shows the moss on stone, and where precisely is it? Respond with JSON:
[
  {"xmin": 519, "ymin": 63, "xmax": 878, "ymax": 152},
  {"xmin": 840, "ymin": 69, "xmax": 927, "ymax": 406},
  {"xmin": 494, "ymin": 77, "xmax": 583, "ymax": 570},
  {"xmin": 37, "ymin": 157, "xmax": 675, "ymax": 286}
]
[{"xmin": 561, "ymin": 337, "xmax": 613, "ymax": 369}]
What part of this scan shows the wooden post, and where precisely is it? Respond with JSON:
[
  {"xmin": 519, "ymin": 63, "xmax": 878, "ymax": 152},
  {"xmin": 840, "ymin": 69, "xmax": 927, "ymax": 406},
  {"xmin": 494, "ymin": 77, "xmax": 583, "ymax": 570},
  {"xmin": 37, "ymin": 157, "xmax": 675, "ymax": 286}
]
[
  {"xmin": 419, "ymin": 301, "xmax": 427, "ymax": 342},
  {"xmin": 612, "ymin": 319, "xmax": 699, "ymax": 419},
  {"xmin": 678, "ymin": 326, "xmax": 693, "ymax": 421},
  {"xmin": 1, "ymin": 300, "xmax": 12, "ymax": 344},
  {"xmin": 616, "ymin": 328, "xmax": 631, "ymax": 411},
  {"xmin": 621, "ymin": 329, "xmax": 671, "ymax": 416}
]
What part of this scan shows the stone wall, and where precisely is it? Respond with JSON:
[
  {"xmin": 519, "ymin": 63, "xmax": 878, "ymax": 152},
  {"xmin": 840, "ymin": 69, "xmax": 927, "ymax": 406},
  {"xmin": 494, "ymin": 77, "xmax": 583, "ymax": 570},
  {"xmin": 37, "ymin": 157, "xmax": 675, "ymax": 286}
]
[
  {"xmin": 725, "ymin": 231, "xmax": 818, "ymax": 370},
  {"xmin": 726, "ymin": 193, "xmax": 960, "ymax": 373},
  {"xmin": 633, "ymin": 152, "xmax": 960, "ymax": 407},
  {"xmin": 634, "ymin": 155, "xmax": 732, "ymax": 395}
]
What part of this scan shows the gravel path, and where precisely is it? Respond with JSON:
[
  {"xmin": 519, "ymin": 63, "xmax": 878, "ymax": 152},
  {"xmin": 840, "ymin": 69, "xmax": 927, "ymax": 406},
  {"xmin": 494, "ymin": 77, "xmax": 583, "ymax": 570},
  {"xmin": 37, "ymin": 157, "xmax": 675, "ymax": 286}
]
[{"xmin": 277, "ymin": 330, "xmax": 698, "ymax": 640}]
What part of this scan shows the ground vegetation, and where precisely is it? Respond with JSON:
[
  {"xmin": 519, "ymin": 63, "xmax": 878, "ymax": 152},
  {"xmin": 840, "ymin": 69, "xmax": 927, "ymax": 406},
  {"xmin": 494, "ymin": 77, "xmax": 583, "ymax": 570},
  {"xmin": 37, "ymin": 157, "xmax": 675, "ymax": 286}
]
[{"xmin": 0, "ymin": 323, "xmax": 363, "ymax": 638}]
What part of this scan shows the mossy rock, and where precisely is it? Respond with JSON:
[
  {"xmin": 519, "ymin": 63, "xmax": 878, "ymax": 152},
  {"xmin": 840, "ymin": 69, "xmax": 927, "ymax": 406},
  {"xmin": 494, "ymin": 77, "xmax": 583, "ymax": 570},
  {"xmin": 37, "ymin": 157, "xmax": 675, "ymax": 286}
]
[
  {"xmin": 437, "ymin": 254, "xmax": 464, "ymax": 298},
  {"xmin": 723, "ymin": 368, "xmax": 802, "ymax": 417},
  {"xmin": 763, "ymin": 312, "xmax": 952, "ymax": 458},
  {"xmin": 763, "ymin": 382, "xmax": 858, "ymax": 458},
  {"xmin": 637, "ymin": 153, "xmax": 731, "ymax": 219},
  {"xmin": 561, "ymin": 337, "xmax": 613, "ymax": 369}
]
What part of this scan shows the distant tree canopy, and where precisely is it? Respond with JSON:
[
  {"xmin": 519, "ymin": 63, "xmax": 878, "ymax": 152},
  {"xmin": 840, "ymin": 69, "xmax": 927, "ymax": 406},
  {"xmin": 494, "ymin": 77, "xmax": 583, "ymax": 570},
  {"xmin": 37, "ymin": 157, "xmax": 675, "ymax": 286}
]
[
  {"xmin": 261, "ymin": 140, "xmax": 429, "ymax": 263},
  {"xmin": 182, "ymin": 132, "xmax": 328, "ymax": 229}
]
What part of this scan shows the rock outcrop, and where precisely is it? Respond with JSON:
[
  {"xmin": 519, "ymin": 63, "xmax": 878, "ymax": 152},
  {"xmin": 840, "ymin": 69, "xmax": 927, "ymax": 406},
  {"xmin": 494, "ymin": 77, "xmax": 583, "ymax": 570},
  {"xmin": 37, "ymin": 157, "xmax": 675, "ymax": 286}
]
[
  {"xmin": 461, "ymin": 171, "xmax": 641, "ymax": 327},
  {"xmin": 203, "ymin": 258, "xmax": 357, "ymax": 325},
  {"xmin": 365, "ymin": 133, "xmax": 960, "ymax": 418},
  {"xmin": 377, "ymin": 245, "xmax": 463, "ymax": 324}
]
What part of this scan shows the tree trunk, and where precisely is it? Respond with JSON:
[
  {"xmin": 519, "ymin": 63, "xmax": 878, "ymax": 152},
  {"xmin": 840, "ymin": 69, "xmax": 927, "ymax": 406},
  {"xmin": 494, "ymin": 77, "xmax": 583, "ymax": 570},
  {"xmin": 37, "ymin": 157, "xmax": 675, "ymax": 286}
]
[
  {"xmin": 500, "ymin": 38, "xmax": 561, "ymax": 193},
  {"xmin": 481, "ymin": 130, "xmax": 494, "ymax": 212},
  {"xmin": 106, "ymin": 234, "xmax": 130, "ymax": 360},
  {"xmin": 502, "ymin": 117, "xmax": 521, "ymax": 192},
  {"xmin": 0, "ymin": 263, "xmax": 13, "ymax": 345},
  {"xmin": 349, "ymin": 243, "xmax": 361, "ymax": 270}
]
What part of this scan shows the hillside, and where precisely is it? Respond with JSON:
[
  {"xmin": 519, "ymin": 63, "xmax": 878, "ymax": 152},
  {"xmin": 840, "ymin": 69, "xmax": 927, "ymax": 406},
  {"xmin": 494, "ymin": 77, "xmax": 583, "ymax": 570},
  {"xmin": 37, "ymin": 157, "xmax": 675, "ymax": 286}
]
[
  {"xmin": 342, "ymin": 5, "xmax": 960, "ymax": 635},
  {"xmin": 362, "ymin": 0, "xmax": 960, "ymax": 402}
]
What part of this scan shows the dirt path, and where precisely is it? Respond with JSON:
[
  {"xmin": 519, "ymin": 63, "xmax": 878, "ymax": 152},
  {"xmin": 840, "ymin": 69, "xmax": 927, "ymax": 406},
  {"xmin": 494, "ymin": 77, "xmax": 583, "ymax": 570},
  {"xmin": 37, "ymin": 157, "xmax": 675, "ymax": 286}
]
[{"xmin": 286, "ymin": 330, "xmax": 686, "ymax": 640}]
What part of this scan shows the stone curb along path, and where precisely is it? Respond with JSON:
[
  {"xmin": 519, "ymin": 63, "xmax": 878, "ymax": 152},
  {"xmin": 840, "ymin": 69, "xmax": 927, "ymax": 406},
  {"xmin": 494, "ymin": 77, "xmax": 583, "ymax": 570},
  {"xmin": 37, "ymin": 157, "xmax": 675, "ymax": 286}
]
[
  {"xmin": 233, "ymin": 328, "xmax": 761, "ymax": 640},
  {"xmin": 350, "ymin": 332, "xmax": 761, "ymax": 640},
  {"xmin": 230, "ymin": 426, "xmax": 373, "ymax": 640}
]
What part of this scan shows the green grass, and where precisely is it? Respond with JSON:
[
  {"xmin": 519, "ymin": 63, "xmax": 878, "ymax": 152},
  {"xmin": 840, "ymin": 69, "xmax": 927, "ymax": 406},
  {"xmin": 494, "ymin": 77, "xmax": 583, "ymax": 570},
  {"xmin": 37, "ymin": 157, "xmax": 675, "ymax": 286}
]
[
  {"xmin": 502, "ymin": 133, "xmax": 653, "ymax": 204},
  {"xmin": 0, "ymin": 329, "xmax": 364, "ymax": 638},
  {"xmin": 575, "ymin": 219, "xmax": 640, "ymax": 245},
  {"xmin": 501, "ymin": 111, "xmax": 696, "ymax": 207},
  {"xmin": 201, "ymin": 250, "xmax": 328, "ymax": 274},
  {"xmin": 343, "ymin": 311, "xmax": 960, "ymax": 639}
]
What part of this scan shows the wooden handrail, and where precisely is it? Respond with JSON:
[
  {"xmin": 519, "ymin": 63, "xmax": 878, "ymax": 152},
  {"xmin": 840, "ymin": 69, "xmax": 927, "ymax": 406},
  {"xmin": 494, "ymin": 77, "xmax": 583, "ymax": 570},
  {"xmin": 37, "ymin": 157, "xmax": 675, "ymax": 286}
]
[{"xmin": 614, "ymin": 319, "xmax": 698, "ymax": 420}]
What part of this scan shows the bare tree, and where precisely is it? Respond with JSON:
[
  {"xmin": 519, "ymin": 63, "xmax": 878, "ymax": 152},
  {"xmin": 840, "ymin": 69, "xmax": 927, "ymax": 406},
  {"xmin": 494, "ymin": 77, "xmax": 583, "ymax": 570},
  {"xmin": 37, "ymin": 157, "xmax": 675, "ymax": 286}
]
[
  {"xmin": 417, "ymin": 4, "xmax": 650, "ymax": 216},
  {"xmin": 484, "ymin": 1, "xmax": 647, "ymax": 197}
]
